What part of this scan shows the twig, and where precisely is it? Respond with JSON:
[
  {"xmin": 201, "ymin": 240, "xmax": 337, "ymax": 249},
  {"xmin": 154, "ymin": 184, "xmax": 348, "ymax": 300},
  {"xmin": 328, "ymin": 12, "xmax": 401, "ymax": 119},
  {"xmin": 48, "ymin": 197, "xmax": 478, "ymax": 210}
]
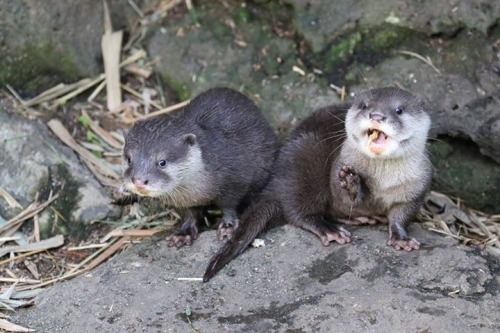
[
  {"xmin": 0, "ymin": 249, "xmax": 47, "ymax": 267},
  {"xmin": 0, "ymin": 188, "xmax": 22, "ymax": 209},
  {"xmin": 0, "ymin": 235, "xmax": 64, "ymax": 258},
  {"xmin": 396, "ymin": 50, "xmax": 441, "ymax": 75},
  {"xmin": 0, "ymin": 192, "xmax": 60, "ymax": 238},
  {"xmin": 4, "ymin": 84, "xmax": 25, "ymax": 104},
  {"xmin": 121, "ymin": 84, "xmax": 163, "ymax": 110},
  {"xmin": 102, "ymin": 0, "xmax": 123, "ymax": 111},
  {"xmin": 82, "ymin": 110, "xmax": 123, "ymax": 150},
  {"xmin": 135, "ymin": 100, "xmax": 190, "ymax": 121},
  {"xmin": 47, "ymin": 119, "xmax": 120, "ymax": 180},
  {"xmin": 85, "ymin": 237, "xmax": 128, "ymax": 271}
]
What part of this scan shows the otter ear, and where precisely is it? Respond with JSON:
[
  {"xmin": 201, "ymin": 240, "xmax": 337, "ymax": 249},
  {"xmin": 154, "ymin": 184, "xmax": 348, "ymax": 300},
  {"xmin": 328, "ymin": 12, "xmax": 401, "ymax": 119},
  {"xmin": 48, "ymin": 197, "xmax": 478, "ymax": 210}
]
[{"xmin": 184, "ymin": 134, "xmax": 197, "ymax": 146}]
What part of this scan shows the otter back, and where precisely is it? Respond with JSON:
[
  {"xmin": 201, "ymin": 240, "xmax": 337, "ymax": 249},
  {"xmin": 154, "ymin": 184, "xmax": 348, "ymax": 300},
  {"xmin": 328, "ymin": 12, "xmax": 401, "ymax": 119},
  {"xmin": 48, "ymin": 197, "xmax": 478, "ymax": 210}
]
[{"xmin": 122, "ymin": 87, "xmax": 279, "ymax": 248}]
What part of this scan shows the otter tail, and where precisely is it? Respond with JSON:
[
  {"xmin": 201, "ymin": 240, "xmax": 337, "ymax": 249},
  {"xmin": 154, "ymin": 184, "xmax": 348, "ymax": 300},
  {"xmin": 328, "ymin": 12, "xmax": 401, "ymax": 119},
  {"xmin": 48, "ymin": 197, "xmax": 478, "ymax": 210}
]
[{"xmin": 203, "ymin": 200, "xmax": 282, "ymax": 282}]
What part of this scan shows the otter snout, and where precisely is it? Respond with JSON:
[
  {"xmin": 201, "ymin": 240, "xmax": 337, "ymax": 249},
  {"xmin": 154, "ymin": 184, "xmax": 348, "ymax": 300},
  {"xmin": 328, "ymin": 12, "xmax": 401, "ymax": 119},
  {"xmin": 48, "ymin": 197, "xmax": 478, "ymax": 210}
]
[
  {"xmin": 132, "ymin": 176, "xmax": 149, "ymax": 188},
  {"xmin": 369, "ymin": 112, "xmax": 386, "ymax": 122}
]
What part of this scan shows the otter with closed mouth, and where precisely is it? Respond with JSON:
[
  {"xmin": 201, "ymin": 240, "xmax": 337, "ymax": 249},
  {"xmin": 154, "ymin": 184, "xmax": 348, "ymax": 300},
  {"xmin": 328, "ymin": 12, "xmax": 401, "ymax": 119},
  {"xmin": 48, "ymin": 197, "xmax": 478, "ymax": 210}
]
[
  {"xmin": 121, "ymin": 87, "xmax": 279, "ymax": 248},
  {"xmin": 204, "ymin": 87, "xmax": 432, "ymax": 281}
]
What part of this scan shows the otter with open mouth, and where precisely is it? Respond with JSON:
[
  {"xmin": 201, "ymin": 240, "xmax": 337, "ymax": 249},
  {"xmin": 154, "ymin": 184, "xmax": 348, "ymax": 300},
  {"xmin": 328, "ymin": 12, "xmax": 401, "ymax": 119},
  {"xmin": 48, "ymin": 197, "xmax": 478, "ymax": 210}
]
[{"xmin": 204, "ymin": 87, "xmax": 432, "ymax": 282}]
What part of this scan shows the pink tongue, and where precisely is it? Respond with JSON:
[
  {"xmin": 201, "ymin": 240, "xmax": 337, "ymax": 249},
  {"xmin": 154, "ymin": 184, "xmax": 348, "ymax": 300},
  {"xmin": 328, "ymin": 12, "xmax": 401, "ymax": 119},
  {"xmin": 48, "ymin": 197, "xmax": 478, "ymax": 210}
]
[{"xmin": 373, "ymin": 133, "xmax": 387, "ymax": 144}]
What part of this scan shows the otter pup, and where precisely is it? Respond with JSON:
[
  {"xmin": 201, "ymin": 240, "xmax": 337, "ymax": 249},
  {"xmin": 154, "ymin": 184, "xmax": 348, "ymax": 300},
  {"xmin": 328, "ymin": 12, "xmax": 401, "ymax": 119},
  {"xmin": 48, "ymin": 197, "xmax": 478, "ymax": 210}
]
[
  {"xmin": 121, "ymin": 88, "xmax": 279, "ymax": 248},
  {"xmin": 204, "ymin": 87, "xmax": 432, "ymax": 281}
]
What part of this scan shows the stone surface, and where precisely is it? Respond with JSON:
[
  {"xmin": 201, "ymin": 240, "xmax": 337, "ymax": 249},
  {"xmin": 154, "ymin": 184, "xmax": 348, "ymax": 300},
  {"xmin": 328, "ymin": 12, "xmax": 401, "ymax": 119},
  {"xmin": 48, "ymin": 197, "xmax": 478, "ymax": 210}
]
[
  {"xmin": 12, "ymin": 225, "xmax": 500, "ymax": 332},
  {"xmin": 0, "ymin": 105, "xmax": 119, "ymax": 235},
  {"xmin": 285, "ymin": 0, "xmax": 500, "ymax": 52},
  {"xmin": 146, "ymin": 1, "xmax": 339, "ymax": 131},
  {"xmin": 0, "ymin": 0, "xmax": 155, "ymax": 95}
]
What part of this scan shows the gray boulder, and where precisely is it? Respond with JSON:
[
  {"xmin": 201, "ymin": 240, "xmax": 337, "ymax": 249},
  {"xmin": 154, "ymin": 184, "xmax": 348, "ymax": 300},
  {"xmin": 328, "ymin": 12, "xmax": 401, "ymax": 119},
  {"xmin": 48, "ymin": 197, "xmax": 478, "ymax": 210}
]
[
  {"xmin": 0, "ymin": 106, "xmax": 119, "ymax": 237},
  {"xmin": 12, "ymin": 225, "xmax": 500, "ymax": 332}
]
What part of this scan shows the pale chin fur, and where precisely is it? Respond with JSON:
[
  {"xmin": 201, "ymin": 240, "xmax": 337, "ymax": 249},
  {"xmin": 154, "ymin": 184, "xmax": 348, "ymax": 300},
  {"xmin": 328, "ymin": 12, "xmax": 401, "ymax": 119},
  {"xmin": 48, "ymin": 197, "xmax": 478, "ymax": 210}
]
[
  {"xmin": 346, "ymin": 112, "xmax": 431, "ymax": 159},
  {"xmin": 120, "ymin": 144, "xmax": 203, "ymax": 196},
  {"xmin": 156, "ymin": 144, "xmax": 213, "ymax": 207}
]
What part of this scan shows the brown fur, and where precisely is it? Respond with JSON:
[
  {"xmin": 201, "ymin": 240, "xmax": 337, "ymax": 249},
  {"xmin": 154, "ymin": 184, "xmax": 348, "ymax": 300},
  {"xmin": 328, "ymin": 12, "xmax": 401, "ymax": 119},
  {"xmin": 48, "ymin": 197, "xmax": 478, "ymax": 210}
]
[
  {"xmin": 204, "ymin": 87, "xmax": 432, "ymax": 282},
  {"xmin": 121, "ymin": 88, "xmax": 279, "ymax": 248}
]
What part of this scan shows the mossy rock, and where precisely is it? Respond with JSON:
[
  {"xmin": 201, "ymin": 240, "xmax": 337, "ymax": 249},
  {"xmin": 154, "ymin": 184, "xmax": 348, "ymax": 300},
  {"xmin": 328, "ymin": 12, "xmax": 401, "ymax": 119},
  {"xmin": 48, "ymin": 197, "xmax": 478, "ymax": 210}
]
[
  {"xmin": 429, "ymin": 138, "xmax": 500, "ymax": 213},
  {"xmin": 0, "ymin": 43, "xmax": 81, "ymax": 96}
]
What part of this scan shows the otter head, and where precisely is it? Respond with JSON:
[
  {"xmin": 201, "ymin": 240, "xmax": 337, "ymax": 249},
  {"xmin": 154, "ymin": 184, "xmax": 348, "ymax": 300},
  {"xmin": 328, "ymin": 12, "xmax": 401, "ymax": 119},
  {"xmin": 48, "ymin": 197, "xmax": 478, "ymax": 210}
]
[
  {"xmin": 345, "ymin": 87, "xmax": 431, "ymax": 159},
  {"xmin": 120, "ymin": 116, "xmax": 203, "ymax": 198}
]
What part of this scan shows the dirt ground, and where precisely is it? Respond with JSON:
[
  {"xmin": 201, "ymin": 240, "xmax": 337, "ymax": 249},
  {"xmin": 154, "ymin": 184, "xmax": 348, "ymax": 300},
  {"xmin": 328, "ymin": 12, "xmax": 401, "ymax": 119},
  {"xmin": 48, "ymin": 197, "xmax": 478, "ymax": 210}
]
[{"xmin": 12, "ymin": 224, "xmax": 500, "ymax": 332}]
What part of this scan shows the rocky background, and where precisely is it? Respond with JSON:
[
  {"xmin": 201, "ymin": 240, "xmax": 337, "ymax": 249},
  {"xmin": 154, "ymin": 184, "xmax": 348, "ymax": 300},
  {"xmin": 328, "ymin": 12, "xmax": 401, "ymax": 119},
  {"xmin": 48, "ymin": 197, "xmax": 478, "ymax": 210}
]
[
  {"xmin": 1, "ymin": 0, "xmax": 499, "ymax": 215},
  {"xmin": 0, "ymin": 0, "xmax": 499, "ymax": 332}
]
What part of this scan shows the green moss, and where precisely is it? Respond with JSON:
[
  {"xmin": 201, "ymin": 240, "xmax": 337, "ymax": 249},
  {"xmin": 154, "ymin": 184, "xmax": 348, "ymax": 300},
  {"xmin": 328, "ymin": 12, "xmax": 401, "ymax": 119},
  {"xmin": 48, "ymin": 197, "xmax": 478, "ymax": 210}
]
[
  {"xmin": 328, "ymin": 32, "xmax": 362, "ymax": 64},
  {"xmin": 36, "ymin": 164, "xmax": 84, "ymax": 238},
  {"xmin": 371, "ymin": 28, "xmax": 405, "ymax": 51},
  {"xmin": 163, "ymin": 75, "xmax": 191, "ymax": 101},
  {"xmin": 0, "ymin": 43, "xmax": 80, "ymax": 96},
  {"xmin": 54, "ymin": 164, "xmax": 84, "ymax": 236},
  {"xmin": 428, "ymin": 138, "xmax": 500, "ymax": 213},
  {"xmin": 234, "ymin": 7, "xmax": 252, "ymax": 24},
  {"xmin": 206, "ymin": 19, "xmax": 233, "ymax": 42}
]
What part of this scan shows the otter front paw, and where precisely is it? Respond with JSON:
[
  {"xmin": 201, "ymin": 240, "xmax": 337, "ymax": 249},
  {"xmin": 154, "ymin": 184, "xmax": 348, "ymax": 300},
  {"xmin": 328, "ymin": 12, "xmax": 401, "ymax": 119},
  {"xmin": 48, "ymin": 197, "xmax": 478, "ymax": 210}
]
[
  {"xmin": 166, "ymin": 225, "xmax": 199, "ymax": 248},
  {"xmin": 387, "ymin": 235, "xmax": 420, "ymax": 251},
  {"xmin": 339, "ymin": 165, "xmax": 360, "ymax": 201}
]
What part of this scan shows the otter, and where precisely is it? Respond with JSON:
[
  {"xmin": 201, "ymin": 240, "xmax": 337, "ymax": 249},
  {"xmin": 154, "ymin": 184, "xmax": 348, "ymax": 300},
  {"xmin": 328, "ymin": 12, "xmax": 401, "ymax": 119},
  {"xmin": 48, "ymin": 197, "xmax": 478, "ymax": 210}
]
[
  {"xmin": 204, "ymin": 87, "xmax": 432, "ymax": 281},
  {"xmin": 121, "ymin": 87, "xmax": 279, "ymax": 248}
]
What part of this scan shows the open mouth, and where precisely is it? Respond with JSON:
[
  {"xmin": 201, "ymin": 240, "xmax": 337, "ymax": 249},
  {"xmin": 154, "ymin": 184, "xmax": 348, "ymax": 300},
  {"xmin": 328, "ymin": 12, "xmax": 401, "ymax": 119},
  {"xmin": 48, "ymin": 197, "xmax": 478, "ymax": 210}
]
[{"xmin": 366, "ymin": 129, "xmax": 388, "ymax": 144}]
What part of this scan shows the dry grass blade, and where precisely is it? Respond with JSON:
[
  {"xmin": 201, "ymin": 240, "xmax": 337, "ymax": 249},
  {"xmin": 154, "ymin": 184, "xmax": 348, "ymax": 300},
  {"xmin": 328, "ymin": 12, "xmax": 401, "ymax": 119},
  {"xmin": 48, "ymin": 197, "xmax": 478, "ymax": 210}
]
[
  {"xmin": 47, "ymin": 119, "xmax": 120, "ymax": 181},
  {"xmin": 0, "ymin": 192, "xmax": 60, "ymax": 239},
  {"xmin": 422, "ymin": 191, "xmax": 500, "ymax": 256},
  {"xmin": 124, "ymin": 63, "xmax": 152, "ymax": 78},
  {"xmin": 121, "ymin": 84, "xmax": 163, "ymax": 110},
  {"xmin": 0, "ymin": 188, "xmax": 22, "ymax": 210},
  {"xmin": 0, "ymin": 235, "xmax": 64, "ymax": 258},
  {"xmin": 23, "ymin": 260, "xmax": 40, "ymax": 280},
  {"xmin": 55, "ymin": 75, "xmax": 106, "ymax": 105},
  {"xmin": 85, "ymin": 237, "xmax": 127, "ymax": 271},
  {"xmin": 0, "ymin": 318, "xmax": 34, "ymax": 332},
  {"xmin": 21, "ymin": 50, "xmax": 146, "ymax": 109},
  {"xmin": 135, "ymin": 100, "xmax": 190, "ymax": 121},
  {"xmin": 106, "ymin": 228, "xmax": 162, "ymax": 238},
  {"xmin": 81, "ymin": 110, "xmax": 123, "ymax": 150},
  {"xmin": 396, "ymin": 50, "xmax": 441, "ymax": 75},
  {"xmin": 0, "ymin": 250, "xmax": 47, "ymax": 267},
  {"xmin": 102, "ymin": 0, "xmax": 123, "ymax": 111},
  {"xmin": 67, "ymin": 244, "xmax": 107, "ymax": 251},
  {"xmin": 0, "ymin": 278, "xmax": 40, "ymax": 285},
  {"xmin": 22, "ymin": 79, "xmax": 93, "ymax": 108}
]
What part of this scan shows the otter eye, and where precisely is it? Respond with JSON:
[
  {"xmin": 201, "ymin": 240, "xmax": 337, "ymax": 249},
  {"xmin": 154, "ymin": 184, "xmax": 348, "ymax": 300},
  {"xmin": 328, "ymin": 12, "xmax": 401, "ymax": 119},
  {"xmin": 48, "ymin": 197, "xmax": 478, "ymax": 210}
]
[
  {"xmin": 395, "ymin": 106, "xmax": 404, "ymax": 115},
  {"xmin": 359, "ymin": 102, "xmax": 367, "ymax": 110},
  {"xmin": 125, "ymin": 155, "xmax": 131, "ymax": 165},
  {"xmin": 157, "ymin": 160, "xmax": 167, "ymax": 168}
]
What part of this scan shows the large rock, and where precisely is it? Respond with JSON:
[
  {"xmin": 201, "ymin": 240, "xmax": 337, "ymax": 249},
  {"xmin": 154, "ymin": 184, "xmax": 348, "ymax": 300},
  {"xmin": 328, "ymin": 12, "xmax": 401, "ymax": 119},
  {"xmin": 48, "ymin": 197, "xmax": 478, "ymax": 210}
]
[
  {"xmin": 0, "ymin": 0, "xmax": 154, "ymax": 95},
  {"xmin": 13, "ymin": 225, "xmax": 500, "ymax": 332},
  {"xmin": 0, "ymin": 102, "xmax": 119, "ymax": 237},
  {"xmin": 285, "ymin": 0, "xmax": 500, "ymax": 52},
  {"xmin": 146, "ymin": 1, "xmax": 339, "ymax": 129}
]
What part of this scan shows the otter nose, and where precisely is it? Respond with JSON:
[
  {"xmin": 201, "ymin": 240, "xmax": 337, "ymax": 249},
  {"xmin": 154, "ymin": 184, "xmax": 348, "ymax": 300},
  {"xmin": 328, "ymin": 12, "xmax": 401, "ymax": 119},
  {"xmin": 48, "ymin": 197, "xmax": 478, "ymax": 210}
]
[
  {"xmin": 132, "ymin": 177, "xmax": 149, "ymax": 188},
  {"xmin": 369, "ymin": 112, "xmax": 386, "ymax": 122}
]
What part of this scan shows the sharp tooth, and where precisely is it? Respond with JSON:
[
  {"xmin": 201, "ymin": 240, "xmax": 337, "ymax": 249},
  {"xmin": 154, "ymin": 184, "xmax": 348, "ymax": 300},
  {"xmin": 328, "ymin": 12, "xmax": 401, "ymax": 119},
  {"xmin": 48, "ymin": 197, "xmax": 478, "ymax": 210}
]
[{"xmin": 369, "ymin": 129, "xmax": 379, "ymax": 141}]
